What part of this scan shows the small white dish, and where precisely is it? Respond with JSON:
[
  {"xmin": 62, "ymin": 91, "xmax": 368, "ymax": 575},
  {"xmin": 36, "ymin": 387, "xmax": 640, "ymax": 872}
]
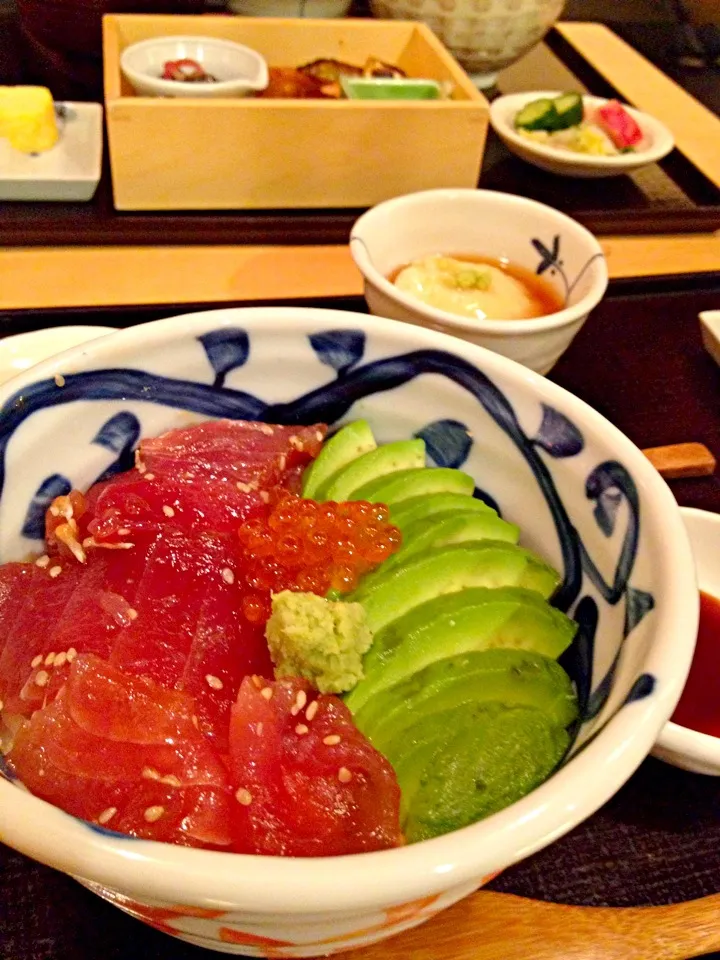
[
  {"xmin": 0, "ymin": 103, "xmax": 103, "ymax": 202},
  {"xmin": 490, "ymin": 91, "xmax": 675, "ymax": 179},
  {"xmin": 350, "ymin": 187, "xmax": 608, "ymax": 375},
  {"xmin": 120, "ymin": 36, "xmax": 269, "ymax": 99},
  {"xmin": 0, "ymin": 326, "xmax": 115, "ymax": 386},
  {"xmin": 699, "ymin": 310, "xmax": 720, "ymax": 368},
  {"xmin": 653, "ymin": 506, "xmax": 720, "ymax": 776}
]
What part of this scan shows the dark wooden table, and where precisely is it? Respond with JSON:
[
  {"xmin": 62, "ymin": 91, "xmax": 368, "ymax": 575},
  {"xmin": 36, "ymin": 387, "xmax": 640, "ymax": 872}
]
[{"xmin": 2, "ymin": 281, "xmax": 720, "ymax": 960}]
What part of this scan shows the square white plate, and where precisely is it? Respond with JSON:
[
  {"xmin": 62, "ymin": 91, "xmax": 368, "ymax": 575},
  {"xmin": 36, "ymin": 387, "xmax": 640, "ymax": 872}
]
[
  {"xmin": 700, "ymin": 310, "xmax": 720, "ymax": 368},
  {"xmin": 0, "ymin": 102, "xmax": 103, "ymax": 202}
]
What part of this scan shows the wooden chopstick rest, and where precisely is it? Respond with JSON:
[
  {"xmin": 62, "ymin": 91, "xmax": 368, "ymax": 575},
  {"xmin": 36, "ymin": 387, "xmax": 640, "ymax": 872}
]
[{"xmin": 641, "ymin": 442, "xmax": 716, "ymax": 480}]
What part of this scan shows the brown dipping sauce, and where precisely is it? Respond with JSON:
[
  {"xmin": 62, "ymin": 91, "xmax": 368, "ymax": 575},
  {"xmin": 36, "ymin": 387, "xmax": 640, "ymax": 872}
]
[{"xmin": 388, "ymin": 254, "xmax": 565, "ymax": 320}]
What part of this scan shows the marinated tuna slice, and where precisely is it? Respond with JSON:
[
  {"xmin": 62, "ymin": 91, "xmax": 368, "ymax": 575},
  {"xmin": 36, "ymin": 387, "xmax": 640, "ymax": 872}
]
[
  {"xmin": 85, "ymin": 472, "xmax": 268, "ymax": 543},
  {"xmin": 228, "ymin": 677, "xmax": 403, "ymax": 857},
  {"xmin": 137, "ymin": 420, "xmax": 326, "ymax": 490},
  {"xmin": 0, "ymin": 561, "xmax": 84, "ymax": 717},
  {"xmin": 108, "ymin": 531, "xmax": 272, "ymax": 745},
  {"xmin": 7, "ymin": 656, "xmax": 234, "ymax": 847}
]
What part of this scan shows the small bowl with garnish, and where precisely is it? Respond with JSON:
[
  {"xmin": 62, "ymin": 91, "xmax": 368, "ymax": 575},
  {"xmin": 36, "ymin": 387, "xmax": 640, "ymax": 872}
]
[
  {"xmin": 350, "ymin": 187, "xmax": 608, "ymax": 375},
  {"xmin": 120, "ymin": 35, "xmax": 269, "ymax": 98},
  {"xmin": 653, "ymin": 506, "xmax": 720, "ymax": 776},
  {"xmin": 489, "ymin": 91, "xmax": 674, "ymax": 178}
]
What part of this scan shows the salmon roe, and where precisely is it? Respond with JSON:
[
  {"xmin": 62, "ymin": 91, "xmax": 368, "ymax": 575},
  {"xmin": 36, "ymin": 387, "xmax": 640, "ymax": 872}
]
[{"xmin": 237, "ymin": 493, "xmax": 402, "ymax": 620}]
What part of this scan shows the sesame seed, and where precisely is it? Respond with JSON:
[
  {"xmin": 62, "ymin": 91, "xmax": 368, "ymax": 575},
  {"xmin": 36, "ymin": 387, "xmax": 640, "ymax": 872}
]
[
  {"xmin": 44, "ymin": 652, "xmax": 56, "ymax": 666},
  {"xmin": 260, "ymin": 424, "xmax": 274, "ymax": 436},
  {"xmin": 35, "ymin": 555, "xmax": 50, "ymax": 569},
  {"xmin": 295, "ymin": 724, "xmax": 309, "ymax": 735},
  {"xmin": 251, "ymin": 676, "xmax": 263, "ymax": 689},
  {"xmin": 290, "ymin": 690, "xmax": 307, "ymax": 716},
  {"xmin": 260, "ymin": 686, "xmax": 273, "ymax": 701},
  {"xmin": 323, "ymin": 734, "xmax": 341, "ymax": 746},
  {"xmin": 31, "ymin": 654, "xmax": 43, "ymax": 669},
  {"xmin": 305, "ymin": 700, "xmax": 318, "ymax": 721},
  {"xmin": 0, "ymin": 699, "xmax": 4, "ymax": 712},
  {"xmin": 160, "ymin": 774, "xmax": 181, "ymax": 787},
  {"xmin": 98, "ymin": 807, "xmax": 117, "ymax": 825},
  {"xmin": 162, "ymin": 505, "xmax": 175, "ymax": 518},
  {"xmin": 49, "ymin": 506, "xmax": 60, "ymax": 517},
  {"xmin": 54, "ymin": 652, "xmax": 67, "ymax": 668},
  {"xmin": 236, "ymin": 481, "xmax": 253, "ymax": 493},
  {"xmin": 35, "ymin": 670, "xmax": 49, "ymax": 688},
  {"xmin": 191, "ymin": 715, "xmax": 199, "ymax": 729},
  {"xmin": 145, "ymin": 473, "xmax": 155, "ymax": 481},
  {"xmin": 235, "ymin": 788, "xmax": 253, "ymax": 806},
  {"xmin": 256, "ymin": 722, "xmax": 264, "ymax": 735},
  {"xmin": 54, "ymin": 374, "xmax": 66, "ymax": 387},
  {"xmin": 221, "ymin": 567, "xmax": 235, "ymax": 585},
  {"xmin": 49, "ymin": 565, "xmax": 62, "ymax": 578},
  {"xmin": 315, "ymin": 430, "xmax": 323, "ymax": 443},
  {"xmin": 278, "ymin": 454, "xmax": 287, "ymax": 471},
  {"xmin": 117, "ymin": 528, "xmax": 131, "ymax": 537},
  {"xmin": 66, "ymin": 647, "xmax": 77, "ymax": 662},
  {"xmin": 259, "ymin": 491, "xmax": 270, "ymax": 504},
  {"xmin": 143, "ymin": 805, "xmax": 165, "ymax": 823},
  {"xmin": 127, "ymin": 608, "xmax": 138, "ymax": 621},
  {"xmin": 142, "ymin": 767, "xmax": 160, "ymax": 780},
  {"xmin": 338, "ymin": 767, "xmax": 353, "ymax": 783},
  {"xmin": 205, "ymin": 674, "xmax": 223, "ymax": 691}
]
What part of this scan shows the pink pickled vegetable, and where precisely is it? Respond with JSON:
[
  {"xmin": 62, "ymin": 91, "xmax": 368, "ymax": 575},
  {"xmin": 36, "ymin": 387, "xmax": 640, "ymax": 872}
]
[{"xmin": 595, "ymin": 100, "xmax": 643, "ymax": 150}]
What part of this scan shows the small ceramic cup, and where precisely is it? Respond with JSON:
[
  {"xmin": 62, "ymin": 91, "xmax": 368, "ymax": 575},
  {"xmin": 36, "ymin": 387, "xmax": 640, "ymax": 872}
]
[
  {"xmin": 120, "ymin": 36, "xmax": 269, "ymax": 99},
  {"xmin": 653, "ymin": 506, "xmax": 720, "ymax": 776},
  {"xmin": 350, "ymin": 188, "xmax": 608, "ymax": 376}
]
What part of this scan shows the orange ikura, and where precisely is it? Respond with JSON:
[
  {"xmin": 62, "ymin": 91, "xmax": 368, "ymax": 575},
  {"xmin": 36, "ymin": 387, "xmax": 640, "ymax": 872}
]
[{"xmin": 237, "ymin": 493, "xmax": 402, "ymax": 623}]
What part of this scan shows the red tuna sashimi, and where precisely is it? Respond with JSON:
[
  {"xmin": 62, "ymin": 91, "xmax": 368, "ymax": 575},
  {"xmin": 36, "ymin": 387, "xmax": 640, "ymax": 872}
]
[
  {"xmin": 109, "ymin": 530, "xmax": 272, "ymax": 746},
  {"xmin": 7, "ymin": 656, "xmax": 234, "ymax": 847},
  {"xmin": 228, "ymin": 677, "xmax": 403, "ymax": 857},
  {"xmin": 595, "ymin": 100, "xmax": 643, "ymax": 149},
  {"xmin": 13, "ymin": 548, "xmax": 151, "ymax": 717},
  {"xmin": 84, "ymin": 472, "xmax": 269, "ymax": 544},
  {"xmin": 137, "ymin": 420, "xmax": 326, "ymax": 490},
  {"xmin": 0, "ymin": 561, "xmax": 84, "ymax": 717}
]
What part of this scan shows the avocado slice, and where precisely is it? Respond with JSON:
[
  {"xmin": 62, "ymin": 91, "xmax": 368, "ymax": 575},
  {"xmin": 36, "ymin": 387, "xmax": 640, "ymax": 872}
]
[
  {"xmin": 382, "ymin": 511, "xmax": 520, "ymax": 572},
  {"xmin": 355, "ymin": 648, "xmax": 578, "ymax": 753},
  {"xmin": 302, "ymin": 420, "xmax": 376, "ymax": 499},
  {"xmin": 390, "ymin": 704, "xmax": 473, "ymax": 818},
  {"xmin": 390, "ymin": 492, "xmax": 496, "ymax": 531},
  {"xmin": 350, "ymin": 543, "xmax": 561, "ymax": 634},
  {"xmin": 351, "ymin": 467, "xmax": 475, "ymax": 506},
  {"xmin": 345, "ymin": 586, "xmax": 577, "ymax": 713},
  {"xmin": 317, "ymin": 439, "xmax": 426, "ymax": 502},
  {"xmin": 403, "ymin": 706, "xmax": 570, "ymax": 842}
]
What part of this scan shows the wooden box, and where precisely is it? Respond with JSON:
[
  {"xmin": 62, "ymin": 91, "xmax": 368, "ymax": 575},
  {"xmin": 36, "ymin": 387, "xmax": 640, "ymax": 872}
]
[{"xmin": 103, "ymin": 14, "xmax": 489, "ymax": 210}]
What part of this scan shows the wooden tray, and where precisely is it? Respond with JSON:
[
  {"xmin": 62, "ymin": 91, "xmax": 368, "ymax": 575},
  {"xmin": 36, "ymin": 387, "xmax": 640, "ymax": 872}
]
[
  {"xmin": 103, "ymin": 15, "xmax": 488, "ymax": 211},
  {"xmin": 0, "ymin": 21, "xmax": 718, "ymax": 244}
]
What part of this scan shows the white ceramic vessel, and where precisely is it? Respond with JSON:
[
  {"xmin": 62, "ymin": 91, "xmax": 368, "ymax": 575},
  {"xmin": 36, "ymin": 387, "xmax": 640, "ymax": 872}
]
[
  {"xmin": 350, "ymin": 188, "xmax": 608, "ymax": 375},
  {"xmin": 653, "ymin": 507, "xmax": 720, "ymax": 776},
  {"xmin": 120, "ymin": 35, "xmax": 269, "ymax": 98},
  {"xmin": 369, "ymin": 0, "xmax": 565, "ymax": 88},
  {"xmin": 490, "ymin": 92, "xmax": 675, "ymax": 178},
  {"xmin": 0, "ymin": 326, "xmax": 115, "ymax": 385},
  {"xmin": 699, "ymin": 310, "xmax": 720, "ymax": 368},
  {"xmin": 0, "ymin": 306, "xmax": 697, "ymax": 956},
  {"xmin": 0, "ymin": 103, "xmax": 103, "ymax": 202}
]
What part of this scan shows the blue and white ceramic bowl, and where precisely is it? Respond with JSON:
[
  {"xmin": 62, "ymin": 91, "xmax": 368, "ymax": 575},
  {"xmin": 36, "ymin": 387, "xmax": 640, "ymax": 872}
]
[
  {"xmin": 0, "ymin": 307, "xmax": 697, "ymax": 956},
  {"xmin": 351, "ymin": 188, "xmax": 609, "ymax": 375}
]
